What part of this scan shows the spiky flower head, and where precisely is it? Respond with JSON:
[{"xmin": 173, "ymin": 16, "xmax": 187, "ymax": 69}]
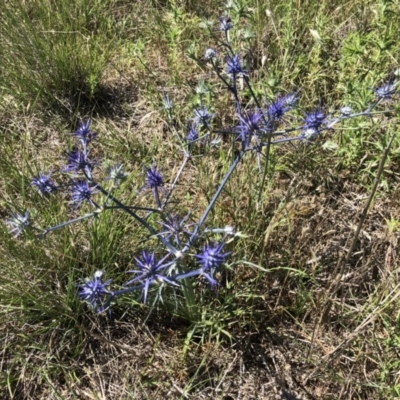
[
  {"xmin": 145, "ymin": 165, "xmax": 164, "ymax": 189},
  {"xmin": 31, "ymin": 171, "xmax": 57, "ymax": 196},
  {"xmin": 125, "ymin": 251, "xmax": 177, "ymax": 303},
  {"xmin": 78, "ymin": 270, "xmax": 113, "ymax": 312},
  {"xmin": 304, "ymin": 108, "xmax": 326, "ymax": 132},
  {"xmin": 219, "ymin": 16, "xmax": 233, "ymax": 31},
  {"xmin": 105, "ymin": 163, "xmax": 128, "ymax": 187},
  {"xmin": 204, "ymin": 48, "xmax": 218, "ymax": 61},
  {"xmin": 187, "ymin": 124, "xmax": 199, "ymax": 143},
  {"xmin": 159, "ymin": 213, "xmax": 192, "ymax": 241},
  {"xmin": 268, "ymin": 93, "xmax": 298, "ymax": 121},
  {"xmin": 268, "ymin": 99, "xmax": 287, "ymax": 121},
  {"xmin": 302, "ymin": 108, "xmax": 326, "ymax": 139},
  {"xmin": 193, "ymin": 106, "xmax": 214, "ymax": 126},
  {"xmin": 7, "ymin": 211, "xmax": 31, "ymax": 237},
  {"xmin": 226, "ymin": 54, "xmax": 246, "ymax": 76},
  {"xmin": 340, "ymin": 106, "xmax": 353, "ymax": 116},
  {"xmin": 195, "ymin": 242, "xmax": 231, "ymax": 287},
  {"xmin": 373, "ymin": 80, "xmax": 398, "ymax": 100},
  {"xmin": 64, "ymin": 149, "xmax": 92, "ymax": 175},
  {"xmin": 73, "ymin": 120, "xmax": 96, "ymax": 144},
  {"xmin": 281, "ymin": 92, "xmax": 299, "ymax": 108},
  {"xmin": 237, "ymin": 110, "xmax": 263, "ymax": 143},
  {"xmin": 71, "ymin": 180, "xmax": 98, "ymax": 208}
]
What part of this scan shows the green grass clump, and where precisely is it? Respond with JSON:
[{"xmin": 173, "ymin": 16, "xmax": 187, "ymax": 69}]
[{"xmin": 0, "ymin": 0, "xmax": 116, "ymax": 114}]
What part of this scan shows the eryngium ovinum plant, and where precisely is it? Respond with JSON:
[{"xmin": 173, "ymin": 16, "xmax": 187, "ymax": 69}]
[{"xmin": 6, "ymin": 15, "xmax": 398, "ymax": 318}]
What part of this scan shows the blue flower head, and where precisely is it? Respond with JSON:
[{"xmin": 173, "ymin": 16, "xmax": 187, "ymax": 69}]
[
  {"xmin": 204, "ymin": 48, "xmax": 218, "ymax": 61},
  {"xmin": 340, "ymin": 106, "xmax": 353, "ymax": 116},
  {"xmin": 268, "ymin": 93, "xmax": 298, "ymax": 121},
  {"xmin": 373, "ymin": 79, "xmax": 398, "ymax": 100},
  {"xmin": 268, "ymin": 100, "xmax": 287, "ymax": 121},
  {"xmin": 193, "ymin": 107, "xmax": 214, "ymax": 126},
  {"xmin": 7, "ymin": 211, "xmax": 31, "ymax": 237},
  {"xmin": 78, "ymin": 270, "xmax": 113, "ymax": 312},
  {"xmin": 145, "ymin": 165, "xmax": 164, "ymax": 189},
  {"xmin": 73, "ymin": 120, "xmax": 96, "ymax": 144},
  {"xmin": 237, "ymin": 110, "xmax": 263, "ymax": 144},
  {"xmin": 304, "ymin": 108, "xmax": 326, "ymax": 134},
  {"xmin": 302, "ymin": 108, "xmax": 326, "ymax": 139},
  {"xmin": 187, "ymin": 124, "xmax": 199, "ymax": 143},
  {"xmin": 64, "ymin": 149, "xmax": 92, "ymax": 175},
  {"xmin": 31, "ymin": 171, "xmax": 57, "ymax": 196},
  {"xmin": 195, "ymin": 242, "xmax": 231, "ymax": 287},
  {"xmin": 220, "ymin": 16, "xmax": 233, "ymax": 31},
  {"xmin": 226, "ymin": 54, "xmax": 246, "ymax": 76},
  {"xmin": 159, "ymin": 213, "xmax": 192, "ymax": 241},
  {"xmin": 125, "ymin": 251, "xmax": 177, "ymax": 303},
  {"xmin": 71, "ymin": 180, "xmax": 98, "ymax": 208}
]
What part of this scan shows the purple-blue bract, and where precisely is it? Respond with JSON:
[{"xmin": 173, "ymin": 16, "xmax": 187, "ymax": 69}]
[
  {"xmin": 31, "ymin": 172, "xmax": 57, "ymax": 196},
  {"xmin": 145, "ymin": 165, "xmax": 164, "ymax": 189},
  {"xmin": 7, "ymin": 211, "xmax": 30, "ymax": 237},
  {"xmin": 226, "ymin": 54, "xmax": 246, "ymax": 76},
  {"xmin": 195, "ymin": 242, "xmax": 231, "ymax": 287},
  {"xmin": 304, "ymin": 108, "xmax": 326, "ymax": 131},
  {"xmin": 125, "ymin": 251, "xmax": 177, "ymax": 303},
  {"xmin": 237, "ymin": 110, "xmax": 263, "ymax": 144},
  {"xmin": 78, "ymin": 270, "xmax": 112, "ymax": 312},
  {"xmin": 64, "ymin": 149, "xmax": 91, "ymax": 174},
  {"xmin": 373, "ymin": 80, "xmax": 398, "ymax": 100},
  {"xmin": 73, "ymin": 120, "xmax": 97, "ymax": 143},
  {"xmin": 268, "ymin": 93, "xmax": 298, "ymax": 121},
  {"xmin": 219, "ymin": 16, "xmax": 233, "ymax": 32},
  {"xmin": 71, "ymin": 180, "xmax": 98, "ymax": 207},
  {"xmin": 193, "ymin": 107, "xmax": 214, "ymax": 126},
  {"xmin": 187, "ymin": 124, "xmax": 199, "ymax": 142}
]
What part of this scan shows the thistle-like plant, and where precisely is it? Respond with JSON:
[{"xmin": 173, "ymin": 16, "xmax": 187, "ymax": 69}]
[{"xmin": 5, "ymin": 11, "xmax": 398, "ymax": 320}]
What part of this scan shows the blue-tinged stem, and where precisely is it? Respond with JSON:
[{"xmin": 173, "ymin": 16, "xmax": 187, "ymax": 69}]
[
  {"xmin": 40, "ymin": 211, "xmax": 100, "ymax": 237},
  {"xmin": 153, "ymin": 187, "xmax": 162, "ymax": 209},
  {"xmin": 104, "ymin": 205, "xmax": 161, "ymax": 213},
  {"xmin": 183, "ymin": 150, "xmax": 246, "ymax": 253},
  {"xmin": 242, "ymin": 76, "xmax": 274, "ymax": 202},
  {"xmin": 95, "ymin": 182, "xmax": 178, "ymax": 255}
]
